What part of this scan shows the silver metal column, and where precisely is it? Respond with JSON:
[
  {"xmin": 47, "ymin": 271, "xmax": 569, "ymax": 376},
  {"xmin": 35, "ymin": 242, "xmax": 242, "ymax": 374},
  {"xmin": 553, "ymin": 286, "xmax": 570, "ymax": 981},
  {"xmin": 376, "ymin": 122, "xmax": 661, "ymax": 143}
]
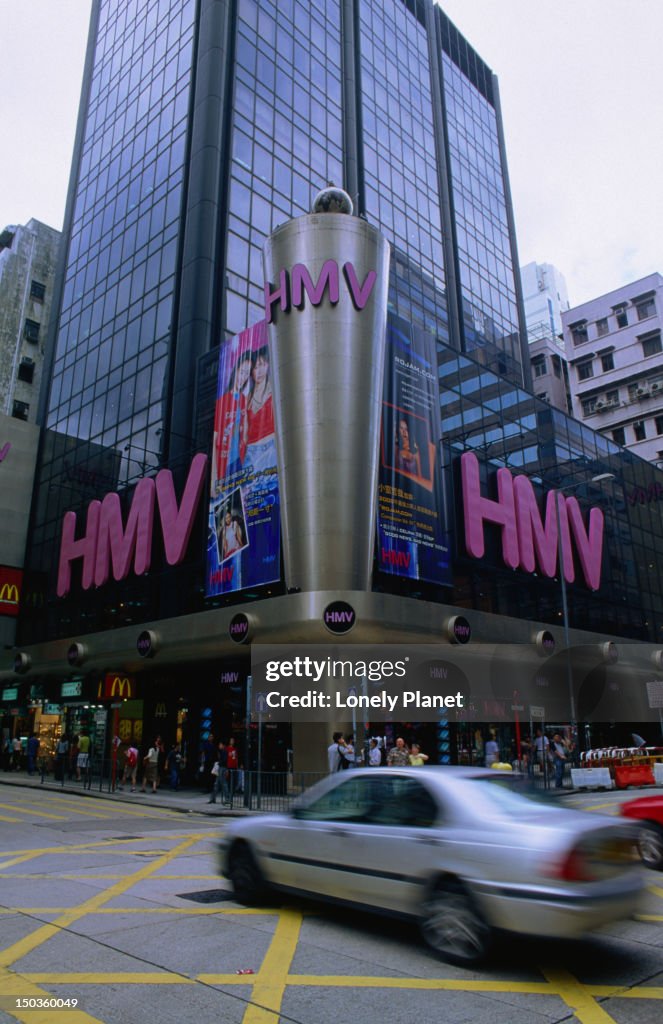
[{"xmin": 263, "ymin": 194, "xmax": 390, "ymax": 591}]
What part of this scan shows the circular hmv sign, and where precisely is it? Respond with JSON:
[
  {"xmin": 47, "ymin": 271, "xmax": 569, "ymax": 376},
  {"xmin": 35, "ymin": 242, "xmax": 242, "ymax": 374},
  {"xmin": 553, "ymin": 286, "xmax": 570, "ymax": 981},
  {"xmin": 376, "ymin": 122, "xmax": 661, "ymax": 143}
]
[
  {"xmin": 535, "ymin": 630, "xmax": 555, "ymax": 656},
  {"xmin": 323, "ymin": 601, "xmax": 356, "ymax": 635},
  {"xmin": 229, "ymin": 613, "xmax": 251, "ymax": 644},
  {"xmin": 137, "ymin": 630, "xmax": 159, "ymax": 658},
  {"xmin": 446, "ymin": 615, "xmax": 471, "ymax": 644},
  {"xmin": 67, "ymin": 642, "xmax": 86, "ymax": 667}
]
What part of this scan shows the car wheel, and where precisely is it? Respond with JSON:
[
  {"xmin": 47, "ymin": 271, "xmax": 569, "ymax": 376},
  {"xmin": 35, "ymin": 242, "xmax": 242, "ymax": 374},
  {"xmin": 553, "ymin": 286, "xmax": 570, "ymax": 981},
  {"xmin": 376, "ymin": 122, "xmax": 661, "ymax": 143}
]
[
  {"xmin": 228, "ymin": 843, "xmax": 267, "ymax": 904},
  {"xmin": 638, "ymin": 822, "xmax": 663, "ymax": 870},
  {"xmin": 420, "ymin": 880, "xmax": 492, "ymax": 966}
]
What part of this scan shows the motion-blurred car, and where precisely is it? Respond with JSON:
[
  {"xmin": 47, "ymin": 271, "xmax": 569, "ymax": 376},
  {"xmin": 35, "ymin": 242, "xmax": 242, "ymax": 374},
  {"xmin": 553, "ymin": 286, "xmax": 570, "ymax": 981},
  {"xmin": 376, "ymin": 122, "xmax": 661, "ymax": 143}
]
[
  {"xmin": 219, "ymin": 767, "xmax": 643, "ymax": 965},
  {"xmin": 620, "ymin": 794, "xmax": 663, "ymax": 870}
]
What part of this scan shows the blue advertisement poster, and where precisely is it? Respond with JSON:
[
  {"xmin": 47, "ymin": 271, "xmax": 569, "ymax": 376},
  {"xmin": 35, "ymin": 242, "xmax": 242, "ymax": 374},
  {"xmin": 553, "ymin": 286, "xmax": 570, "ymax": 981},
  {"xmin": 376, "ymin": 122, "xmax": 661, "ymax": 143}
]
[
  {"xmin": 376, "ymin": 317, "xmax": 451, "ymax": 585},
  {"xmin": 206, "ymin": 320, "xmax": 280, "ymax": 596}
]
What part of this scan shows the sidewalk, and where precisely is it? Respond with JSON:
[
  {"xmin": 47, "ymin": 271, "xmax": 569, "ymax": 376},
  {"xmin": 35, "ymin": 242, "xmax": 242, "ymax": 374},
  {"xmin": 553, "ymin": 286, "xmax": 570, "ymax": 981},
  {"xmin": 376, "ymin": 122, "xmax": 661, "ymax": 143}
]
[{"xmin": 0, "ymin": 771, "xmax": 252, "ymax": 817}]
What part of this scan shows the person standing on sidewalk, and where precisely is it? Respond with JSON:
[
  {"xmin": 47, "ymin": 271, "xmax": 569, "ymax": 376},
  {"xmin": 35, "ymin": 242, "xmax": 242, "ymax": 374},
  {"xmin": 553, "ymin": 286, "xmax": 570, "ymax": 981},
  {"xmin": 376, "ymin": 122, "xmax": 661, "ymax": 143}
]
[
  {"xmin": 141, "ymin": 739, "xmax": 160, "ymax": 794},
  {"xmin": 226, "ymin": 737, "xmax": 239, "ymax": 799},
  {"xmin": 208, "ymin": 741, "xmax": 228, "ymax": 804},
  {"xmin": 551, "ymin": 733, "xmax": 568, "ymax": 789},
  {"xmin": 76, "ymin": 731, "xmax": 90, "ymax": 781},
  {"xmin": 166, "ymin": 743, "xmax": 183, "ymax": 791},
  {"xmin": 119, "ymin": 743, "xmax": 139, "ymax": 791},
  {"xmin": 26, "ymin": 733, "xmax": 40, "ymax": 776}
]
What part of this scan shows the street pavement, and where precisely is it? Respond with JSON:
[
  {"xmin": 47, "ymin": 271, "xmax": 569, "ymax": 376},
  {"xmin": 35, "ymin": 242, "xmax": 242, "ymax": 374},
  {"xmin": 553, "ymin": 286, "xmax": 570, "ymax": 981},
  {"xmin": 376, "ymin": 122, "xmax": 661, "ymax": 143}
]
[{"xmin": 0, "ymin": 775, "xmax": 662, "ymax": 1024}]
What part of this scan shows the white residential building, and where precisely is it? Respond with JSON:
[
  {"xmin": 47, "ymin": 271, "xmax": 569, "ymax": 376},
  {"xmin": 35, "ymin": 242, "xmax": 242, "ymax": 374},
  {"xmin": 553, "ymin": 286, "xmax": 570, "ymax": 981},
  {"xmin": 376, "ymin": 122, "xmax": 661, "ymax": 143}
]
[{"xmin": 562, "ymin": 272, "xmax": 663, "ymax": 464}]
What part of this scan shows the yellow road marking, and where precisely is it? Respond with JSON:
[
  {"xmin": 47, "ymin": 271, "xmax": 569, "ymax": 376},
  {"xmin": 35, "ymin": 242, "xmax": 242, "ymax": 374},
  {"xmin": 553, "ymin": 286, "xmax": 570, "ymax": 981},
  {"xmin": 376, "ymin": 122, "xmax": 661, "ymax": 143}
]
[
  {"xmin": 0, "ymin": 874, "xmax": 220, "ymax": 880},
  {"xmin": 588, "ymin": 986, "xmax": 663, "ymax": 999},
  {"xmin": 0, "ymin": 812, "xmax": 22, "ymax": 823},
  {"xmin": 0, "ymin": 834, "xmax": 203, "ymax": 969},
  {"xmin": 0, "ymin": 967, "xmax": 106, "ymax": 1024},
  {"xmin": 543, "ymin": 968, "xmax": 617, "ymax": 1024},
  {"xmin": 23, "ymin": 973, "xmax": 197, "ymax": 985},
  {"xmin": 649, "ymin": 885, "xmax": 663, "ymax": 898},
  {"xmin": 240, "ymin": 909, "xmax": 303, "ymax": 1024},
  {"xmin": 0, "ymin": 852, "xmax": 49, "ymax": 871},
  {"xmin": 11, "ymin": 973, "xmax": 663, "ymax": 1000},
  {"xmin": 583, "ymin": 802, "xmax": 619, "ymax": 813},
  {"xmin": 0, "ymin": 908, "xmax": 266, "ymax": 916},
  {"xmin": 0, "ymin": 834, "xmax": 216, "ymax": 858},
  {"xmin": 0, "ymin": 801, "xmax": 71, "ymax": 821}
]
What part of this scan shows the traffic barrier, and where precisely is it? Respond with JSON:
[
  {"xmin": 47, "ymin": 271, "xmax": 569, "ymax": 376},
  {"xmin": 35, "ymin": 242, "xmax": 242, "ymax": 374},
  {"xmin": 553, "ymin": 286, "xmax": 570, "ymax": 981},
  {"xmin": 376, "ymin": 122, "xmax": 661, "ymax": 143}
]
[
  {"xmin": 613, "ymin": 764, "xmax": 656, "ymax": 790},
  {"xmin": 570, "ymin": 767, "xmax": 613, "ymax": 790}
]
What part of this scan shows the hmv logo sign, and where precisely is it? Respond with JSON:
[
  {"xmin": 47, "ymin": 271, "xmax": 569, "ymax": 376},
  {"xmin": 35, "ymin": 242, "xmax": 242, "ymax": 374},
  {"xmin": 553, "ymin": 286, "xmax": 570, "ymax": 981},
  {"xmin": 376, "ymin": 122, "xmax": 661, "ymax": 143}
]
[
  {"xmin": 461, "ymin": 452, "xmax": 605, "ymax": 590},
  {"xmin": 323, "ymin": 601, "xmax": 356, "ymax": 635},
  {"xmin": 229, "ymin": 613, "xmax": 250, "ymax": 644},
  {"xmin": 56, "ymin": 454, "xmax": 208, "ymax": 597},
  {"xmin": 265, "ymin": 259, "xmax": 377, "ymax": 323}
]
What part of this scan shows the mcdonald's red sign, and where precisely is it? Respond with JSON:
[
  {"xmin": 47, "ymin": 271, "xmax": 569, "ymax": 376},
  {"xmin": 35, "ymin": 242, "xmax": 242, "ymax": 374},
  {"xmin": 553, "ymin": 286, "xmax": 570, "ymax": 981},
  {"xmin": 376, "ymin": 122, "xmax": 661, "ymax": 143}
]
[
  {"xmin": 100, "ymin": 673, "xmax": 136, "ymax": 699},
  {"xmin": 0, "ymin": 567, "xmax": 23, "ymax": 618}
]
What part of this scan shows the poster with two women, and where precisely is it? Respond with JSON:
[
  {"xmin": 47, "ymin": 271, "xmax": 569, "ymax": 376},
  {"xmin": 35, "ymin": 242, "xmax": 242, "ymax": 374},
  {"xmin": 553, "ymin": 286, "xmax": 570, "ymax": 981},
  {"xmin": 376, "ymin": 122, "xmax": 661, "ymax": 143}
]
[{"xmin": 206, "ymin": 319, "xmax": 280, "ymax": 597}]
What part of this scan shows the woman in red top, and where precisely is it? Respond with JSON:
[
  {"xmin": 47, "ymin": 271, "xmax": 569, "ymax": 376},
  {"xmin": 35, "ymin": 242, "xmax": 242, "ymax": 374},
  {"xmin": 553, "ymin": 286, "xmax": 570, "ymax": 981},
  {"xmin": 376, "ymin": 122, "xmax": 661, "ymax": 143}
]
[
  {"xmin": 245, "ymin": 346, "xmax": 275, "ymax": 474},
  {"xmin": 213, "ymin": 351, "xmax": 252, "ymax": 488}
]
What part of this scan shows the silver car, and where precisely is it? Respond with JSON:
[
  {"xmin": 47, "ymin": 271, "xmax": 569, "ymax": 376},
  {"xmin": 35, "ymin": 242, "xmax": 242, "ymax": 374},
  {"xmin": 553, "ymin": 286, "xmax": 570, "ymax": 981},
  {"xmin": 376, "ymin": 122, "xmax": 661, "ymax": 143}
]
[{"xmin": 218, "ymin": 767, "xmax": 643, "ymax": 965}]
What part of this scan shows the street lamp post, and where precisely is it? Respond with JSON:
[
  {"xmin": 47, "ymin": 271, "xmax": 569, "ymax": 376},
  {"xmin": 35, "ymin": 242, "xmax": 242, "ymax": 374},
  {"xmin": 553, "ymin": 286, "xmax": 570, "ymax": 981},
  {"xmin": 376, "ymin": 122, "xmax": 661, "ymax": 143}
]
[{"xmin": 554, "ymin": 472, "xmax": 614, "ymax": 750}]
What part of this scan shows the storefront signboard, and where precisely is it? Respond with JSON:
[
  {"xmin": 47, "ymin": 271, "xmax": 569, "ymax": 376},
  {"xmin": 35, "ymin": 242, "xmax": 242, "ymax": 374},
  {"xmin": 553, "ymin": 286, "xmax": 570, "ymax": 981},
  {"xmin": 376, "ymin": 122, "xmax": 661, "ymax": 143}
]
[
  {"xmin": 376, "ymin": 319, "xmax": 451, "ymax": 585},
  {"xmin": 61, "ymin": 680, "xmax": 83, "ymax": 697},
  {"xmin": 2, "ymin": 687, "xmax": 18, "ymax": 701},
  {"xmin": 206, "ymin": 320, "xmax": 280, "ymax": 597},
  {"xmin": 0, "ymin": 566, "xmax": 23, "ymax": 617}
]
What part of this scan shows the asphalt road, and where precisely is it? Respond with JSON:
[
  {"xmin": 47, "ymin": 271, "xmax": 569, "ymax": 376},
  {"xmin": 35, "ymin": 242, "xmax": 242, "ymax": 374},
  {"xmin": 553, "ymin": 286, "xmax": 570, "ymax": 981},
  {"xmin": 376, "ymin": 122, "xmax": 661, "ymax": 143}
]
[{"xmin": 0, "ymin": 781, "xmax": 662, "ymax": 1024}]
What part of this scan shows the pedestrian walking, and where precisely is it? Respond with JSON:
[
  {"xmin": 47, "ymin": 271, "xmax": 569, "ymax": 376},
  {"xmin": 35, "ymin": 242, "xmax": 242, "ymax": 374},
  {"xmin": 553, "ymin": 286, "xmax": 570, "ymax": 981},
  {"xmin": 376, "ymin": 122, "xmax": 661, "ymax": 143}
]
[
  {"xmin": 387, "ymin": 737, "xmax": 410, "ymax": 767},
  {"xmin": 76, "ymin": 731, "xmax": 91, "ymax": 781},
  {"xmin": 551, "ymin": 733, "xmax": 568, "ymax": 789},
  {"xmin": 226, "ymin": 737, "xmax": 239, "ymax": 798},
  {"xmin": 119, "ymin": 743, "xmax": 139, "ymax": 791},
  {"xmin": 327, "ymin": 732, "xmax": 345, "ymax": 773},
  {"xmin": 55, "ymin": 734, "xmax": 69, "ymax": 781},
  {"xmin": 208, "ymin": 741, "xmax": 228, "ymax": 804},
  {"xmin": 26, "ymin": 733, "xmax": 40, "ymax": 775},
  {"xmin": 166, "ymin": 743, "xmax": 183, "ymax": 790},
  {"xmin": 408, "ymin": 743, "xmax": 429, "ymax": 766},
  {"xmin": 368, "ymin": 738, "xmax": 382, "ymax": 767},
  {"xmin": 141, "ymin": 739, "xmax": 160, "ymax": 793}
]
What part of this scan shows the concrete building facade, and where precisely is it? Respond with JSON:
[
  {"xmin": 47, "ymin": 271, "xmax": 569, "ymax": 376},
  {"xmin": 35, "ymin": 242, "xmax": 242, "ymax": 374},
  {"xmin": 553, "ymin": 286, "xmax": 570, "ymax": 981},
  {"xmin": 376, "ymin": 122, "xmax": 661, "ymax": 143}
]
[{"xmin": 0, "ymin": 219, "xmax": 61, "ymax": 425}]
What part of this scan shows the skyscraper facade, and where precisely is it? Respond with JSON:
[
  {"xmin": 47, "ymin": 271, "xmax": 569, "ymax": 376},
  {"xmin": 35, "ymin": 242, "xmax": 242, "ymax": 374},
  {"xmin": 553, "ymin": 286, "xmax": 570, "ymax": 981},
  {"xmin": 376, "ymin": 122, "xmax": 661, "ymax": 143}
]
[{"xmin": 9, "ymin": 0, "xmax": 663, "ymax": 769}]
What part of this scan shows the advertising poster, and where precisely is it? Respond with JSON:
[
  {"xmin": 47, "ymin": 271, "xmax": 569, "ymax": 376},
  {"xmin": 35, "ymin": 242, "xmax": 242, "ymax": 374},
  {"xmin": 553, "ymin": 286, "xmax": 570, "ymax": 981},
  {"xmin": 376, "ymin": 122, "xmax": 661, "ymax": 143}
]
[
  {"xmin": 376, "ymin": 317, "xmax": 451, "ymax": 585},
  {"xmin": 206, "ymin": 319, "xmax": 280, "ymax": 596}
]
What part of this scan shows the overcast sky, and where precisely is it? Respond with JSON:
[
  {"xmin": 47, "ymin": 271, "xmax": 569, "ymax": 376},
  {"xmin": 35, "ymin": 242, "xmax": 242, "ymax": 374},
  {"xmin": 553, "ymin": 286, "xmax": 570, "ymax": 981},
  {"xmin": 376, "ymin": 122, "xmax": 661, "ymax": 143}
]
[{"xmin": 1, "ymin": 0, "xmax": 661, "ymax": 307}]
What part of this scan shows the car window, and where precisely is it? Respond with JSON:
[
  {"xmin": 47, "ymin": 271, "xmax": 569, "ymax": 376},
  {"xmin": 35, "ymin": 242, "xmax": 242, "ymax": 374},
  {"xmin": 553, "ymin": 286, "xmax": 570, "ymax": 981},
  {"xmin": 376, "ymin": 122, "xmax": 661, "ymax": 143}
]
[
  {"xmin": 366, "ymin": 776, "xmax": 439, "ymax": 828},
  {"xmin": 464, "ymin": 777, "xmax": 559, "ymax": 815},
  {"xmin": 295, "ymin": 775, "xmax": 375, "ymax": 822}
]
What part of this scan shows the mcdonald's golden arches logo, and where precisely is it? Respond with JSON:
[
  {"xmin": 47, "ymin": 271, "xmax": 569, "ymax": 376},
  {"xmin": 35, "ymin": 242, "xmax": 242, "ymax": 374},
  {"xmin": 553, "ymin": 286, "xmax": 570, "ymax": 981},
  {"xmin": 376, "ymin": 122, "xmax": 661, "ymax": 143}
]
[
  {"xmin": 0, "ymin": 567, "xmax": 23, "ymax": 618},
  {"xmin": 99, "ymin": 673, "xmax": 137, "ymax": 699}
]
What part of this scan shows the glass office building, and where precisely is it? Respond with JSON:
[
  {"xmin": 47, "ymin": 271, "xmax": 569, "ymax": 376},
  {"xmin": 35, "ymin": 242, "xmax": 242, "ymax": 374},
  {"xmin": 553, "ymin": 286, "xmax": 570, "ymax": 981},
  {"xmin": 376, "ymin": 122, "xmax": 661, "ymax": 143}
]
[{"xmin": 8, "ymin": 0, "xmax": 663, "ymax": 770}]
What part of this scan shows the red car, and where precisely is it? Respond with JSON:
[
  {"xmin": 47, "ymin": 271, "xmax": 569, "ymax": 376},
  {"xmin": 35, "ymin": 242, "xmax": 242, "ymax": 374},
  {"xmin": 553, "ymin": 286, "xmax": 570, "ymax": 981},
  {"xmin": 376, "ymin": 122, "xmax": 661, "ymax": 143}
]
[{"xmin": 620, "ymin": 795, "xmax": 663, "ymax": 870}]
